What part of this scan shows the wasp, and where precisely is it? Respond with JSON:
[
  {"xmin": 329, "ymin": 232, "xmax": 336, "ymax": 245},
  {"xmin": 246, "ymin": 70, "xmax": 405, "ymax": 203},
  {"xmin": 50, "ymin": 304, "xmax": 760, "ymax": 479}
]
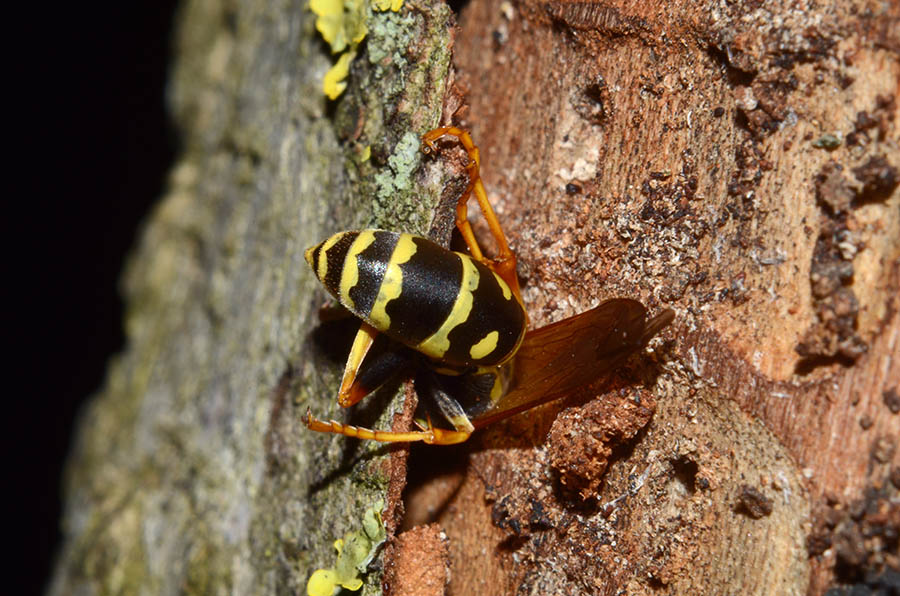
[{"xmin": 303, "ymin": 127, "xmax": 674, "ymax": 444}]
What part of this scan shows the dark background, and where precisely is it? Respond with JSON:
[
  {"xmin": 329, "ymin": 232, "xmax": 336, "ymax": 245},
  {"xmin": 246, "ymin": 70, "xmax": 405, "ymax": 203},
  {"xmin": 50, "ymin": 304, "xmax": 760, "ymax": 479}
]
[{"xmin": 14, "ymin": 2, "xmax": 179, "ymax": 592}]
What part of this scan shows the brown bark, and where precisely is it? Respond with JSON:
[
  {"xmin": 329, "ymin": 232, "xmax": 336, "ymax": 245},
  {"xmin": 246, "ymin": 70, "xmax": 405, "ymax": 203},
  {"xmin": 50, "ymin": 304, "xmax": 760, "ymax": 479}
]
[{"xmin": 400, "ymin": 0, "xmax": 900, "ymax": 594}]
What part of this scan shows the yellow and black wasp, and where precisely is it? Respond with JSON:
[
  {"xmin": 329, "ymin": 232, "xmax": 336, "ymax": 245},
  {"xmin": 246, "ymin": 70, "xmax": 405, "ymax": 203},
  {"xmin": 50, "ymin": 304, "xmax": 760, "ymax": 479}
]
[{"xmin": 303, "ymin": 127, "xmax": 674, "ymax": 444}]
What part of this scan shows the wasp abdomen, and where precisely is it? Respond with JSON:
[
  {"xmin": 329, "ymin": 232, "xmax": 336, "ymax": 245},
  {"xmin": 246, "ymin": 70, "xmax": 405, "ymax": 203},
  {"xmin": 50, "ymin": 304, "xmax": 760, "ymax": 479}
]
[{"xmin": 306, "ymin": 230, "xmax": 526, "ymax": 367}]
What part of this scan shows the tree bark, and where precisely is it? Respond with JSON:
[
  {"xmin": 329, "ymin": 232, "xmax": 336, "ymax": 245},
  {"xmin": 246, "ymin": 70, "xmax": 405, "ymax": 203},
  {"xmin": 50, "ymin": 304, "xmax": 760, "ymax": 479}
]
[
  {"xmin": 399, "ymin": 0, "xmax": 899, "ymax": 594},
  {"xmin": 49, "ymin": 0, "xmax": 454, "ymax": 593},
  {"xmin": 50, "ymin": 0, "xmax": 899, "ymax": 594}
]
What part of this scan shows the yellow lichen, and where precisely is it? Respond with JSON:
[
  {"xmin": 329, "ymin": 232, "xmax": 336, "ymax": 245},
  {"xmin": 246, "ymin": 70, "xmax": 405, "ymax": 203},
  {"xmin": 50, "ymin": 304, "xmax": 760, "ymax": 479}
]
[
  {"xmin": 306, "ymin": 501, "xmax": 386, "ymax": 596},
  {"xmin": 307, "ymin": 569, "xmax": 341, "ymax": 596},
  {"xmin": 309, "ymin": 0, "xmax": 406, "ymax": 98},
  {"xmin": 323, "ymin": 51, "xmax": 356, "ymax": 100},
  {"xmin": 372, "ymin": 0, "xmax": 404, "ymax": 11},
  {"xmin": 310, "ymin": 0, "xmax": 368, "ymax": 54}
]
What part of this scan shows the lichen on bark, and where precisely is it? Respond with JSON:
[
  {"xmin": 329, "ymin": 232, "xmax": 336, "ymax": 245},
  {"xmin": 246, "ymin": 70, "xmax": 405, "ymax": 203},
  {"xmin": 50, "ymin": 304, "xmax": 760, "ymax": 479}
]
[{"xmin": 49, "ymin": 0, "xmax": 454, "ymax": 593}]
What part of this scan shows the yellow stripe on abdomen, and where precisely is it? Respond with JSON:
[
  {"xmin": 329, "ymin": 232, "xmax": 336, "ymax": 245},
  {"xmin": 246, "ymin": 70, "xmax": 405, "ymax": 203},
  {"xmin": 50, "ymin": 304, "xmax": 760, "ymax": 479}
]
[
  {"xmin": 368, "ymin": 234, "xmax": 417, "ymax": 331},
  {"xmin": 469, "ymin": 330, "xmax": 499, "ymax": 360},
  {"xmin": 316, "ymin": 233, "xmax": 343, "ymax": 283},
  {"xmin": 492, "ymin": 271, "xmax": 511, "ymax": 301},
  {"xmin": 416, "ymin": 254, "xmax": 479, "ymax": 359},
  {"xmin": 339, "ymin": 231, "xmax": 376, "ymax": 311}
]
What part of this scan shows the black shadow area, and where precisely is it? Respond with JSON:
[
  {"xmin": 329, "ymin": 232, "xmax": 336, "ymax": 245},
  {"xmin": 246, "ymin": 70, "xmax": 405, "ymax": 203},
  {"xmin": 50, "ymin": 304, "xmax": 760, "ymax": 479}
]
[{"xmin": 10, "ymin": 2, "xmax": 179, "ymax": 593}]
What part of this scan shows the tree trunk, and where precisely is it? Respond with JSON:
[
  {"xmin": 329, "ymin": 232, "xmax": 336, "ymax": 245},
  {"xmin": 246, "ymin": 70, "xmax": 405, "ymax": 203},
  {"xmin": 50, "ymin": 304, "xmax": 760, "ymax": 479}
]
[
  {"xmin": 50, "ymin": 0, "xmax": 898, "ymax": 595},
  {"xmin": 49, "ymin": 0, "xmax": 454, "ymax": 593},
  {"xmin": 400, "ymin": 0, "xmax": 898, "ymax": 594}
]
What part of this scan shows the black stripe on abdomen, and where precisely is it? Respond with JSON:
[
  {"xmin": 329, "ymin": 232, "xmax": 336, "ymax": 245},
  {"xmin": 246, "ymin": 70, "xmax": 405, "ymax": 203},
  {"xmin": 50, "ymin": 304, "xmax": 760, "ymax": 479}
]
[
  {"xmin": 384, "ymin": 236, "xmax": 462, "ymax": 344},
  {"xmin": 348, "ymin": 230, "xmax": 396, "ymax": 317},
  {"xmin": 444, "ymin": 260, "xmax": 525, "ymax": 366},
  {"xmin": 322, "ymin": 232, "xmax": 358, "ymax": 295}
]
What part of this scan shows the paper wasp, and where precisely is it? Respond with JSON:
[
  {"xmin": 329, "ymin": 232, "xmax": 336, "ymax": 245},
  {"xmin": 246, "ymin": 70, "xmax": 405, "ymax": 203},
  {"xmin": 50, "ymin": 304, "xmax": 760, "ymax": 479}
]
[{"xmin": 303, "ymin": 127, "xmax": 674, "ymax": 444}]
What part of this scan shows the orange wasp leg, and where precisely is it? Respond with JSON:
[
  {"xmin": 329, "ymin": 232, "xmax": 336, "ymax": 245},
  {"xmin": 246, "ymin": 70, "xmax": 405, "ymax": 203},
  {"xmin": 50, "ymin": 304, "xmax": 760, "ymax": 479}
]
[
  {"xmin": 422, "ymin": 126, "xmax": 523, "ymax": 306},
  {"xmin": 336, "ymin": 322, "xmax": 379, "ymax": 408},
  {"xmin": 303, "ymin": 409, "xmax": 472, "ymax": 445}
]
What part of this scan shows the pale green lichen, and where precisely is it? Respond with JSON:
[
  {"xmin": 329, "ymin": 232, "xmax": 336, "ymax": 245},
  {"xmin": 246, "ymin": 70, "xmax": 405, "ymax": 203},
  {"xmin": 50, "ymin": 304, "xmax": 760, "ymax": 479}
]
[
  {"xmin": 373, "ymin": 132, "xmax": 421, "ymax": 200},
  {"xmin": 365, "ymin": 9, "xmax": 416, "ymax": 65},
  {"xmin": 371, "ymin": 131, "xmax": 433, "ymax": 232},
  {"xmin": 306, "ymin": 500, "xmax": 386, "ymax": 596}
]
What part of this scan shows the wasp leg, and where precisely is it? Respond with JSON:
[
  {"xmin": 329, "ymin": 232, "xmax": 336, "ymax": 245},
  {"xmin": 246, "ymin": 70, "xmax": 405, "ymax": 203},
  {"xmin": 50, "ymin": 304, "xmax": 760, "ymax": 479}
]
[
  {"xmin": 337, "ymin": 322, "xmax": 380, "ymax": 407},
  {"xmin": 414, "ymin": 368, "xmax": 480, "ymax": 434},
  {"xmin": 348, "ymin": 342, "xmax": 414, "ymax": 409},
  {"xmin": 337, "ymin": 322, "xmax": 417, "ymax": 408},
  {"xmin": 413, "ymin": 414, "xmax": 472, "ymax": 445},
  {"xmin": 422, "ymin": 126, "xmax": 523, "ymax": 305},
  {"xmin": 303, "ymin": 409, "xmax": 471, "ymax": 445}
]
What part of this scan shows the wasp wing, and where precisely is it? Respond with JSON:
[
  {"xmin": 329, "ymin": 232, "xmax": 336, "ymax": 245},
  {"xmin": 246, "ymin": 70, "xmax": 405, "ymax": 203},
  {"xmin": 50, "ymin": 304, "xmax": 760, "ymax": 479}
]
[{"xmin": 471, "ymin": 299, "xmax": 674, "ymax": 430}]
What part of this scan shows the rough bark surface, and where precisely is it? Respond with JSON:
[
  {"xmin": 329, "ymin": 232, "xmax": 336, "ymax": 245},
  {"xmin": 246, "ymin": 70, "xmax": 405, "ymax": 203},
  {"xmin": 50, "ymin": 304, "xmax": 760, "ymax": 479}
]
[
  {"xmin": 49, "ymin": 0, "xmax": 454, "ymax": 593},
  {"xmin": 49, "ymin": 0, "xmax": 899, "ymax": 594},
  {"xmin": 403, "ymin": 0, "xmax": 900, "ymax": 594}
]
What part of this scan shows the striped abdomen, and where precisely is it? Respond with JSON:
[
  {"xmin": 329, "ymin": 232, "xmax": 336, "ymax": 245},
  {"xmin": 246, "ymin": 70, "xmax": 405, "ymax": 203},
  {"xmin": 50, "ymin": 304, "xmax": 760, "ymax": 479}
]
[{"xmin": 306, "ymin": 230, "xmax": 526, "ymax": 367}]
